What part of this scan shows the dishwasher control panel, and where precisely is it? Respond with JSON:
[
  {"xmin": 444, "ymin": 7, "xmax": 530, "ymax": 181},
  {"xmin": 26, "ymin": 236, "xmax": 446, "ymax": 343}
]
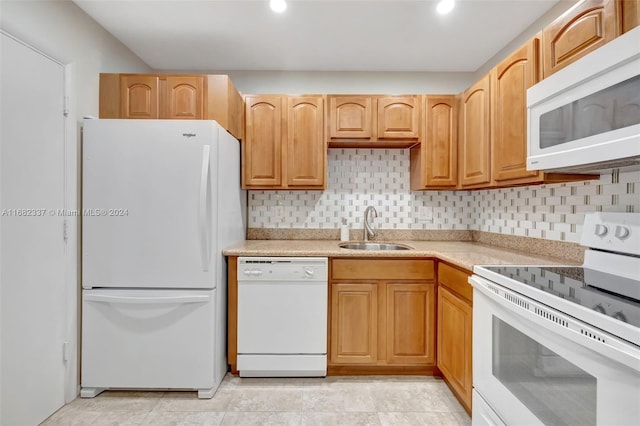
[{"xmin": 237, "ymin": 257, "xmax": 328, "ymax": 282}]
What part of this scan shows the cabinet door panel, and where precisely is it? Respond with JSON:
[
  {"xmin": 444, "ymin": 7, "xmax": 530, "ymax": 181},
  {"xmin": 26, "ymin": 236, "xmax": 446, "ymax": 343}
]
[
  {"xmin": 492, "ymin": 39, "xmax": 541, "ymax": 183},
  {"xmin": 426, "ymin": 96, "xmax": 457, "ymax": 187},
  {"xmin": 287, "ymin": 96, "xmax": 325, "ymax": 187},
  {"xmin": 120, "ymin": 75, "xmax": 159, "ymax": 119},
  {"xmin": 165, "ymin": 76, "xmax": 203, "ymax": 119},
  {"xmin": 244, "ymin": 95, "xmax": 282, "ymax": 187},
  {"xmin": 542, "ymin": 0, "xmax": 618, "ymax": 77},
  {"xmin": 386, "ymin": 283, "xmax": 435, "ymax": 365},
  {"xmin": 459, "ymin": 75, "xmax": 491, "ymax": 187},
  {"xmin": 437, "ymin": 286, "xmax": 472, "ymax": 410},
  {"xmin": 329, "ymin": 96, "xmax": 372, "ymax": 139},
  {"xmin": 330, "ymin": 283, "xmax": 378, "ymax": 364},
  {"xmin": 378, "ymin": 96, "xmax": 420, "ymax": 139}
]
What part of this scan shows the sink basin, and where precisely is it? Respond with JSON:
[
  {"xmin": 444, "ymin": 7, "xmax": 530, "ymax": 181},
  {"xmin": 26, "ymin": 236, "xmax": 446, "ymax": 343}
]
[{"xmin": 338, "ymin": 242, "xmax": 413, "ymax": 251}]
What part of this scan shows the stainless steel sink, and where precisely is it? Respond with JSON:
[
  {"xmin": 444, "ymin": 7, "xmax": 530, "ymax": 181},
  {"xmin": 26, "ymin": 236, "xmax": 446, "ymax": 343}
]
[{"xmin": 338, "ymin": 242, "xmax": 413, "ymax": 251}]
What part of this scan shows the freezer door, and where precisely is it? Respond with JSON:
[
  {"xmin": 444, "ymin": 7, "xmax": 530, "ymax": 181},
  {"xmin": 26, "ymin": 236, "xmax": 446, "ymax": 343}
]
[
  {"xmin": 81, "ymin": 289, "xmax": 218, "ymax": 393},
  {"xmin": 83, "ymin": 120, "xmax": 219, "ymax": 289}
]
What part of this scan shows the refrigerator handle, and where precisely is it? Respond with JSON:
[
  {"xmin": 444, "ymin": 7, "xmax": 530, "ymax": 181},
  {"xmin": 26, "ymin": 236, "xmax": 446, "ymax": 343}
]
[
  {"xmin": 84, "ymin": 294, "xmax": 210, "ymax": 305},
  {"xmin": 199, "ymin": 145, "xmax": 211, "ymax": 272}
]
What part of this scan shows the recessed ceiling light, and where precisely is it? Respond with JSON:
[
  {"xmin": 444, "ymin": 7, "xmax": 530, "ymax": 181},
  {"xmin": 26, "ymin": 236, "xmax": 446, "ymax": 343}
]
[
  {"xmin": 270, "ymin": 0, "xmax": 287, "ymax": 13},
  {"xmin": 436, "ymin": 0, "xmax": 455, "ymax": 15}
]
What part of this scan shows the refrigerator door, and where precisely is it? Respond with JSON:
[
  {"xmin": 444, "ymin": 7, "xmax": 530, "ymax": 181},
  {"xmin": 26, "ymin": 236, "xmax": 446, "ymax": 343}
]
[
  {"xmin": 83, "ymin": 120, "xmax": 218, "ymax": 289},
  {"xmin": 81, "ymin": 288, "xmax": 218, "ymax": 397}
]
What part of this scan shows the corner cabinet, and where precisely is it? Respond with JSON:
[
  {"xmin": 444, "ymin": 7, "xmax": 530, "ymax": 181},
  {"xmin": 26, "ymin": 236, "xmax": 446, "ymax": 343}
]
[
  {"xmin": 327, "ymin": 95, "xmax": 421, "ymax": 148},
  {"xmin": 437, "ymin": 262, "xmax": 473, "ymax": 415},
  {"xmin": 410, "ymin": 95, "xmax": 458, "ymax": 189},
  {"xmin": 329, "ymin": 259, "xmax": 436, "ymax": 374},
  {"xmin": 243, "ymin": 94, "xmax": 326, "ymax": 190},
  {"xmin": 542, "ymin": 0, "xmax": 619, "ymax": 78},
  {"xmin": 459, "ymin": 75, "xmax": 492, "ymax": 189},
  {"xmin": 99, "ymin": 73, "xmax": 243, "ymax": 140}
]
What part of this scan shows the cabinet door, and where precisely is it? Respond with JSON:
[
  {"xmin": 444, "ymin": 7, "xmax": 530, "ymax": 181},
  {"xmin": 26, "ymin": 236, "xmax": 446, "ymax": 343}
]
[
  {"xmin": 243, "ymin": 95, "xmax": 283, "ymax": 187},
  {"xmin": 437, "ymin": 286, "xmax": 472, "ymax": 411},
  {"xmin": 492, "ymin": 39, "xmax": 542, "ymax": 183},
  {"xmin": 620, "ymin": 0, "xmax": 640, "ymax": 32},
  {"xmin": 385, "ymin": 283, "xmax": 435, "ymax": 365},
  {"xmin": 459, "ymin": 75, "xmax": 491, "ymax": 188},
  {"xmin": 330, "ymin": 283, "xmax": 378, "ymax": 364},
  {"xmin": 286, "ymin": 96, "xmax": 325, "ymax": 187},
  {"xmin": 377, "ymin": 96, "xmax": 421, "ymax": 140},
  {"xmin": 328, "ymin": 96, "xmax": 372, "ymax": 139},
  {"xmin": 120, "ymin": 75, "xmax": 159, "ymax": 119},
  {"xmin": 164, "ymin": 76, "xmax": 203, "ymax": 119},
  {"xmin": 425, "ymin": 96, "xmax": 458, "ymax": 187},
  {"xmin": 542, "ymin": 0, "xmax": 619, "ymax": 78}
]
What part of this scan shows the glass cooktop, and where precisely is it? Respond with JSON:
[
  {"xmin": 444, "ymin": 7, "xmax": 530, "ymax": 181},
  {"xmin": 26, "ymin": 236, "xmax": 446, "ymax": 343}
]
[{"xmin": 481, "ymin": 266, "xmax": 640, "ymax": 329}]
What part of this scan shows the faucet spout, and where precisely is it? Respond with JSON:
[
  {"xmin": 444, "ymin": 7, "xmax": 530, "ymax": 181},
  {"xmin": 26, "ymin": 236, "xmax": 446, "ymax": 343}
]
[{"xmin": 364, "ymin": 206, "xmax": 378, "ymax": 241}]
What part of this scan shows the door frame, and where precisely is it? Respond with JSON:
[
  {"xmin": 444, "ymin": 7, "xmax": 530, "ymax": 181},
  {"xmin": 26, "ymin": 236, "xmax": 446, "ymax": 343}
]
[{"xmin": 0, "ymin": 30, "xmax": 78, "ymax": 403}]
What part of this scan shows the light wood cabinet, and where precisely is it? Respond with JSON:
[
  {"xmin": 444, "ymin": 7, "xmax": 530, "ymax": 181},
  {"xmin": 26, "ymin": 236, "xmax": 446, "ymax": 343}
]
[
  {"xmin": 327, "ymin": 95, "xmax": 421, "ymax": 148},
  {"xmin": 100, "ymin": 73, "xmax": 244, "ymax": 140},
  {"xmin": 162, "ymin": 76, "xmax": 203, "ymax": 119},
  {"xmin": 437, "ymin": 262, "xmax": 472, "ymax": 415},
  {"xmin": 542, "ymin": 0, "xmax": 619, "ymax": 78},
  {"xmin": 120, "ymin": 75, "xmax": 159, "ymax": 119},
  {"xmin": 244, "ymin": 95, "xmax": 283, "ymax": 187},
  {"xmin": 410, "ymin": 95, "xmax": 458, "ymax": 189},
  {"xmin": 459, "ymin": 75, "xmax": 492, "ymax": 188},
  {"xmin": 491, "ymin": 39, "xmax": 542, "ymax": 184},
  {"xmin": 619, "ymin": 0, "xmax": 640, "ymax": 32},
  {"xmin": 329, "ymin": 259, "xmax": 436, "ymax": 374},
  {"xmin": 243, "ymin": 94, "xmax": 326, "ymax": 190}
]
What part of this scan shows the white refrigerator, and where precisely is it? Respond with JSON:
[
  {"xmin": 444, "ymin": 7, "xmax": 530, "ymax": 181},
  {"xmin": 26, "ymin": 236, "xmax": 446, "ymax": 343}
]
[{"xmin": 80, "ymin": 119, "xmax": 246, "ymax": 399}]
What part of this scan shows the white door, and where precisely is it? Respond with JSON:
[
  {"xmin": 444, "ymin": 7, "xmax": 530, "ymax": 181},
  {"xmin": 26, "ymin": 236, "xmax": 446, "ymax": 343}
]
[
  {"xmin": 82, "ymin": 120, "xmax": 218, "ymax": 289},
  {"xmin": 0, "ymin": 32, "xmax": 67, "ymax": 425}
]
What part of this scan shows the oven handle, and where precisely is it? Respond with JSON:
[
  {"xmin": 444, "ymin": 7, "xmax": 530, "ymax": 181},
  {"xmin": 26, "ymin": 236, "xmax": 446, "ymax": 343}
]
[{"xmin": 470, "ymin": 275, "xmax": 640, "ymax": 373}]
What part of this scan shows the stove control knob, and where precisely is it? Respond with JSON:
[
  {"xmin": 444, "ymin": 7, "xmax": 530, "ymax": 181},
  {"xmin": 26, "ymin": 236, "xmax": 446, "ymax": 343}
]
[
  {"xmin": 613, "ymin": 311, "xmax": 628, "ymax": 323},
  {"xmin": 304, "ymin": 268, "xmax": 315, "ymax": 278},
  {"xmin": 243, "ymin": 269, "xmax": 252, "ymax": 276},
  {"xmin": 593, "ymin": 304, "xmax": 606, "ymax": 314},
  {"xmin": 614, "ymin": 225, "xmax": 631, "ymax": 240},
  {"xmin": 594, "ymin": 224, "xmax": 608, "ymax": 237}
]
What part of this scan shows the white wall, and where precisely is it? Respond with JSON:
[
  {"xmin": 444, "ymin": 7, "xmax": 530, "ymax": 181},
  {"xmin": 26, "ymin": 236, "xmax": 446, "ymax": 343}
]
[
  {"xmin": 0, "ymin": 0, "xmax": 151, "ymax": 403},
  {"xmin": 202, "ymin": 70, "xmax": 475, "ymax": 95}
]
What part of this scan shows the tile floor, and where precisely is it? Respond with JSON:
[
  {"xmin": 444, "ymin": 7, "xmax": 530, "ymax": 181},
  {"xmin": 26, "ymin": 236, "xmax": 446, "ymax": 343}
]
[{"xmin": 42, "ymin": 374, "xmax": 471, "ymax": 425}]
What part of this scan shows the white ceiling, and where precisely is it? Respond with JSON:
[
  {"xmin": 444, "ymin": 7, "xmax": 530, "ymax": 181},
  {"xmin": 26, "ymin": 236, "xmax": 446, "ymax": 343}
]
[{"xmin": 74, "ymin": 0, "xmax": 563, "ymax": 73}]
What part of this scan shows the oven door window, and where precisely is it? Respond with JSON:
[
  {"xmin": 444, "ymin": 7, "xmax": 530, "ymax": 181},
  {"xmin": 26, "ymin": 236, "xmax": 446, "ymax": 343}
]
[{"xmin": 492, "ymin": 317, "xmax": 597, "ymax": 425}]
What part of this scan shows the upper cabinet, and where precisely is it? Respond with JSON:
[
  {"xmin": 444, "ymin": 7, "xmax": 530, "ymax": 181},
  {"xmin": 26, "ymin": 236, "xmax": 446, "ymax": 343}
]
[
  {"xmin": 410, "ymin": 95, "xmax": 458, "ymax": 190},
  {"xmin": 99, "ymin": 73, "xmax": 244, "ymax": 140},
  {"xmin": 459, "ymin": 75, "xmax": 492, "ymax": 189},
  {"xmin": 491, "ymin": 39, "xmax": 542, "ymax": 184},
  {"xmin": 542, "ymin": 0, "xmax": 619, "ymax": 78},
  {"xmin": 327, "ymin": 95, "xmax": 421, "ymax": 147},
  {"xmin": 243, "ymin": 94, "xmax": 326, "ymax": 190}
]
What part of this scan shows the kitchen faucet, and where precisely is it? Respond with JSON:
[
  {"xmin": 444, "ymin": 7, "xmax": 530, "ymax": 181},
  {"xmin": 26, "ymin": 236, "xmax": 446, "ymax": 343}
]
[{"xmin": 363, "ymin": 206, "xmax": 378, "ymax": 241}]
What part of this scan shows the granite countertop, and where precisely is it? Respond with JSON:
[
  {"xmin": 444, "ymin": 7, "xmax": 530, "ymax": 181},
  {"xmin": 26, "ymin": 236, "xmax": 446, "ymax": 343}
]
[{"xmin": 223, "ymin": 240, "xmax": 576, "ymax": 272}]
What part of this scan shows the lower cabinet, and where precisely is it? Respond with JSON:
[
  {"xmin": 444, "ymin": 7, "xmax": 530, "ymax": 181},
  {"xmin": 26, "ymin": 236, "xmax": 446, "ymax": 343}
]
[
  {"xmin": 437, "ymin": 262, "xmax": 473, "ymax": 414},
  {"xmin": 329, "ymin": 259, "xmax": 436, "ymax": 373}
]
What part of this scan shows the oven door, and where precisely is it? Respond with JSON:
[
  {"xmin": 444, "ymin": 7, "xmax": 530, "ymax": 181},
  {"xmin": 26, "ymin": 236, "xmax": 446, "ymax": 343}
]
[{"xmin": 471, "ymin": 275, "xmax": 640, "ymax": 426}]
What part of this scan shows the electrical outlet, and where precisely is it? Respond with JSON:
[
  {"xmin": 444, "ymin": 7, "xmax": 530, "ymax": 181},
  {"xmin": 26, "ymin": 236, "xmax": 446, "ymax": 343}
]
[{"xmin": 418, "ymin": 206, "xmax": 434, "ymax": 222}]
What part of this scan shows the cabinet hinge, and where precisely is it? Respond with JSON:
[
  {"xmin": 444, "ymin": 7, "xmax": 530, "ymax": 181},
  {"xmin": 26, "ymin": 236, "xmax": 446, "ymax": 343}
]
[{"xmin": 63, "ymin": 96, "xmax": 69, "ymax": 117}]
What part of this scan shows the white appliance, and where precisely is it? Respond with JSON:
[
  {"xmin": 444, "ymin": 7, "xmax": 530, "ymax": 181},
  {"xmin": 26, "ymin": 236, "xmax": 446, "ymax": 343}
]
[
  {"xmin": 81, "ymin": 119, "xmax": 246, "ymax": 399},
  {"xmin": 237, "ymin": 257, "xmax": 328, "ymax": 377},
  {"xmin": 470, "ymin": 212, "xmax": 640, "ymax": 425},
  {"xmin": 527, "ymin": 26, "xmax": 640, "ymax": 173}
]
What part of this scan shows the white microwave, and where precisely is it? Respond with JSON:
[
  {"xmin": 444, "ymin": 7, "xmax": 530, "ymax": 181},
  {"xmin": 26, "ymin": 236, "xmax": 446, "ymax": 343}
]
[{"xmin": 527, "ymin": 26, "xmax": 640, "ymax": 174}]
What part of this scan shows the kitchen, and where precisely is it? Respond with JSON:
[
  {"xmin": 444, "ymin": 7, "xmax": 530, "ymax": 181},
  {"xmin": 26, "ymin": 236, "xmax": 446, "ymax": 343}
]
[{"xmin": 1, "ymin": 0, "xmax": 639, "ymax": 425}]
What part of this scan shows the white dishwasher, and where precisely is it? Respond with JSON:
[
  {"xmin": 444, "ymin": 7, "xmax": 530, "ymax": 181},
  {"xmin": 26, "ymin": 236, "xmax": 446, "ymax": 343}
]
[{"xmin": 237, "ymin": 257, "xmax": 328, "ymax": 377}]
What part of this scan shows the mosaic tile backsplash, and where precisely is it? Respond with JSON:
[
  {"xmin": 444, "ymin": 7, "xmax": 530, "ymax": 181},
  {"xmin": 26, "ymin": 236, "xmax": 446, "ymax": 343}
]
[{"xmin": 248, "ymin": 149, "xmax": 640, "ymax": 243}]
